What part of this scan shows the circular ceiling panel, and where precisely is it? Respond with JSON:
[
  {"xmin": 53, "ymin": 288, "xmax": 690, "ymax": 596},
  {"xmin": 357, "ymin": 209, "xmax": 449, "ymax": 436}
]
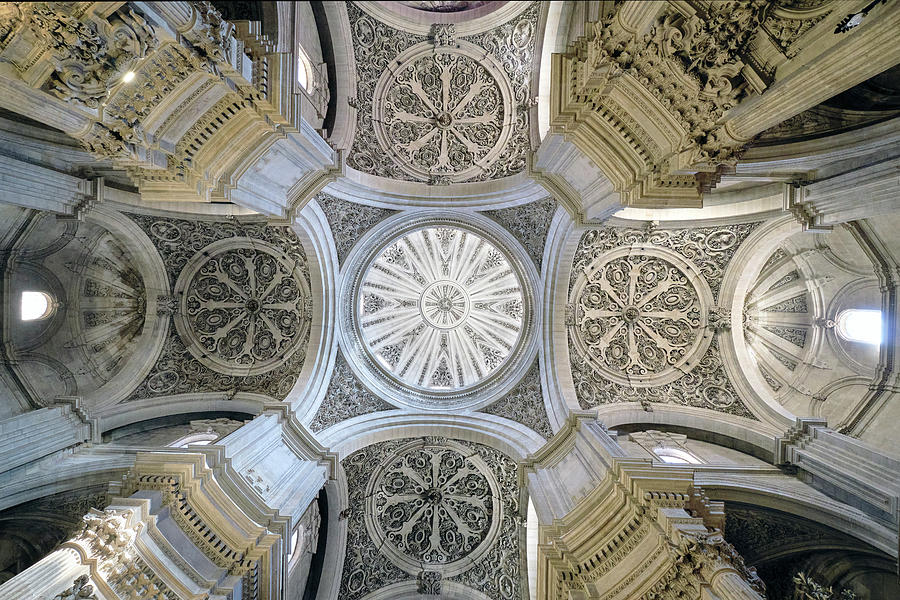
[
  {"xmin": 340, "ymin": 212, "xmax": 538, "ymax": 411},
  {"xmin": 357, "ymin": 226, "xmax": 523, "ymax": 392}
]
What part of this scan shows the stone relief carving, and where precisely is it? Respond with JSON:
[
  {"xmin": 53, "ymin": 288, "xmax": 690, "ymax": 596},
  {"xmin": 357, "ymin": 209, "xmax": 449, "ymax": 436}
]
[
  {"xmin": 570, "ymin": 224, "xmax": 758, "ymax": 300},
  {"xmin": 570, "ymin": 250, "xmax": 706, "ymax": 384},
  {"xmin": 367, "ymin": 441, "xmax": 498, "ymax": 570},
  {"xmin": 480, "ymin": 359, "xmax": 553, "ymax": 440},
  {"xmin": 124, "ymin": 214, "xmax": 312, "ymax": 402},
  {"xmin": 70, "ymin": 508, "xmax": 179, "ymax": 600},
  {"xmin": 51, "ymin": 575, "xmax": 97, "ymax": 600},
  {"xmin": 482, "ymin": 197, "xmax": 558, "ymax": 270},
  {"xmin": 308, "ymin": 350, "xmax": 394, "ymax": 432},
  {"xmin": 28, "ymin": 5, "xmax": 157, "ymax": 107},
  {"xmin": 315, "ymin": 193, "xmax": 398, "ymax": 265},
  {"xmin": 765, "ymin": 294, "xmax": 809, "ymax": 313},
  {"xmin": 762, "ymin": 2, "xmax": 834, "ymax": 57},
  {"xmin": 763, "ymin": 325, "xmax": 808, "ymax": 348},
  {"xmin": 340, "ymin": 437, "xmax": 520, "ymax": 600},
  {"xmin": 347, "ymin": 1, "xmax": 537, "ymax": 183},
  {"xmin": 173, "ymin": 240, "xmax": 311, "ymax": 376},
  {"xmin": 568, "ymin": 224, "xmax": 759, "ymax": 417}
]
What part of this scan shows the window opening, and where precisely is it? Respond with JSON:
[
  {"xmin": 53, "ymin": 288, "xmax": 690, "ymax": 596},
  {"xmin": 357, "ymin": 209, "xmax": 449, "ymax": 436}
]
[
  {"xmin": 836, "ymin": 309, "xmax": 882, "ymax": 345},
  {"xmin": 21, "ymin": 291, "xmax": 53, "ymax": 321},
  {"xmin": 653, "ymin": 447, "xmax": 700, "ymax": 465},
  {"xmin": 297, "ymin": 46, "xmax": 314, "ymax": 92}
]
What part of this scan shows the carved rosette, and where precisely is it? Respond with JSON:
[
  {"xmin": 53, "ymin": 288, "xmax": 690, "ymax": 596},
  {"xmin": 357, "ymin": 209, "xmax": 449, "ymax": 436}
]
[
  {"xmin": 365, "ymin": 440, "xmax": 501, "ymax": 576},
  {"xmin": 569, "ymin": 246, "xmax": 714, "ymax": 387},
  {"xmin": 173, "ymin": 238, "xmax": 311, "ymax": 376},
  {"xmin": 372, "ymin": 40, "xmax": 514, "ymax": 182}
]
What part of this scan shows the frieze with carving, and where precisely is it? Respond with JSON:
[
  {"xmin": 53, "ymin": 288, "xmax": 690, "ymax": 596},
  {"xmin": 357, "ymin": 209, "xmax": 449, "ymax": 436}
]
[
  {"xmin": 347, "ymin": 1, "xmax": 538, "ymax": 183},
  {"xmin": 124, "ymin": 214, "xmax": 312, "ymax": 401}
]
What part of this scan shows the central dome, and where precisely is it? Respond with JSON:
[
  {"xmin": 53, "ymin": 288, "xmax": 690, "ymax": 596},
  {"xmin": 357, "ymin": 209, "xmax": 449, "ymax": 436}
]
[{"xmin": 357, "ymin": 226, "xmax": 524, "ymax": 392}]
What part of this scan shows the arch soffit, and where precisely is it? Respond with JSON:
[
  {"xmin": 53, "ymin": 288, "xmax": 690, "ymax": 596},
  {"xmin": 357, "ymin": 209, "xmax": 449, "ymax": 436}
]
[
  {"xmin": 97, "ymin": 393, "xmax": 265, "ymax": 433},
  {"xmin": 283, "ymin": 201, "xmax": 339, "ymax": 417},
  {"xmin": 703, "ymin": 481, "xmax": 898, "ymax": 559},
  {"xmin": 77, "ymin": 206, "xmax": 170, "ymax": 411},
  {"xmin": 718, "ymin": 216, "xmax": 802, "ymax": 429},
  {"xmin": 596, "ymin": 404, "xmax": 781, "ymax": 461},
  {"xmin": 317, "ymin": 411, "xmax": 546, "ymax": 463}
]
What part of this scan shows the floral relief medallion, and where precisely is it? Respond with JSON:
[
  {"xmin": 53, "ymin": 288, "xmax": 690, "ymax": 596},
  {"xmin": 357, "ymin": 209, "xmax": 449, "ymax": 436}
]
[
  {"xmin": 373, "ymin": 43, "xmax": 513, "ymax": 182},
  {"xmin": 569, "ymin": 246, "xmax": 713, "ymax": 387},
  {"xmin": 357, "ymin": 226, "xmax": 524, "ymax": 392},
  {"xmin": 173, "ymin": 238, "xmax": 311, "ymax": 376},
  {"xmin": 365, "ymin": 440, "xmax": 501, "ymax": 575}
]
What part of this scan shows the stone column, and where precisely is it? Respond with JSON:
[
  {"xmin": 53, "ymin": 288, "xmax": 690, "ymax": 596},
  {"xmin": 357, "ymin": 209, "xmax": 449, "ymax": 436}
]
[
  {"xmin": 709, "ymin": 570, "xmax": 765, "ymax": 600},
  {"xmin": 0, "ymin": 407, "xmax": 336, "ymax": 600}
]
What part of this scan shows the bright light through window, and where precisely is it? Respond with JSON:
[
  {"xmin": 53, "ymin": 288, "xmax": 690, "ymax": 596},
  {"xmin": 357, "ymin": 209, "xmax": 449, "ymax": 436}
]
[
  {"xmin": 297, "ymin": 47, "xmax": 313, "ymax": 92},
  {"xmin": 658, "ymin": 454, "xmax": 690, "ymax": 464},
  {"xmin": 653, "ymin": 447, "xmax": 699, "ymax": 465},
  {"xmin": 837, "ymin": 309, "xmax": 882, "ymax": 345},
  {"xmin": 21, "ymin": 291, "xmax": 52, "ymax": 321}
]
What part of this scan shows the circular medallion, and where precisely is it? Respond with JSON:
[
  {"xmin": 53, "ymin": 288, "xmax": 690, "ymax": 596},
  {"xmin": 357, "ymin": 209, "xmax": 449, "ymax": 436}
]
[
  {"xmin": 420, "ymin": 280, "xmax": 471, "ymax": 329},
  {"xmin": 569, "ymin": 247, "xmax": 712, "ymax": 387},
  {"xmin": 173, "ymin": 239, "xmax": 311, "ymax": 376},
  {"xmin": 357, "ymin": 226, "xmax": 523, "ymax": 393},
  {"xmin": 373, "ymin": 43, "xmax": 513, "ymax": 183},
  {"xmin": 365, "ymin": 440, "xmax": 501, "ymax": 575}
]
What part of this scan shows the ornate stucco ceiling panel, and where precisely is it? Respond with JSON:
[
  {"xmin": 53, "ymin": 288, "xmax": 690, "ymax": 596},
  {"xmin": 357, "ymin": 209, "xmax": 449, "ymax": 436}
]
[
  {"xmin": 567, "ymin": 224, "xmax": 760, "ymax": 418},
  {"xmin": 482, "ymin": 197, "xmax": 558, "ymax": 271},
  {"xmin": 307, "ymin": 350, "xmax": 394, "ymax": 433},
  {"xmin": 479, "ymin": 359, "xmax": 553, "ymax": 440},
  {"xmin": 339, "ymin": 437, "xmax": 521, "ymax": 600},
  {"xmin": 346, "ymin": 1, "xmax": 538, "ymax": 184},
  {"xmin": 123, "ymin": 214, "xmax": 312, "ymax": 401},
  {"xmin": 315, "ymin": 192, "xmax": 398, "ymax": 266}
]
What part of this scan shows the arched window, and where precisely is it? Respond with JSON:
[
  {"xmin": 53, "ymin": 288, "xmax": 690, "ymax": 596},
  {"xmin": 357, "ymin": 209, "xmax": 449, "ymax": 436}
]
[
  {"xmin": 169, "ymin": 432, "xmax": 220, "ymax": 448},
  {"xmin": 836, "ymin": 309, "xmax": 882, "ymax": 345},
  {"xmin": 653, "ymin": 447, "xmax": 701, "ymax": 465},
  {"xmin": 20, "ymin": 291, "xmax": 53, "ymax": 321},
  {"xmin": 297, "ymin": 46, "xmax": 314, "ymax": 92}
]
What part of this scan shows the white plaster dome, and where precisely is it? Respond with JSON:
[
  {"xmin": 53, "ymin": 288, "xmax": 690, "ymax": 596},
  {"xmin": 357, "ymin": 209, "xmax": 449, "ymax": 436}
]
[{"xmin": 357, "ymin": 226, "xmax": 524, "ymax": 392}]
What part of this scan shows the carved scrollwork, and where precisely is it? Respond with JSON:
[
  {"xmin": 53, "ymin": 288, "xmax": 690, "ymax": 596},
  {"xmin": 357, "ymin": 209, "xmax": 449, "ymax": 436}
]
[
  {"xmin": 367, "ymin": 441, "xmax": 499, "ymax": 572},
  {"xmin": 567, "ymin": 224, "xmax": 759, "ymax": 418},
  {"xmin": 28, "ymin": 5, "xmax": 157, "ymax": 107},
  {"xmin": 174, "ymin": 239, "xmax": 311, "ymax": 376},
  {"xmin": 374, "ymin": 44, "xmax": 512, "ymax": 182},
  {"xmin": 569, "ymin": 246, "xmax": 711, "ymax": 387},
  {"xmin": 347, "ymin": 2, "xmax": 537, "ymax": 183}
]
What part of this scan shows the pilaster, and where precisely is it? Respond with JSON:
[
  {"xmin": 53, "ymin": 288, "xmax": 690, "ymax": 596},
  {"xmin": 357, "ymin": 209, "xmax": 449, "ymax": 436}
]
[{"xmin": 775, "ymin": 417, "xmax": 900, "ymax": 529}]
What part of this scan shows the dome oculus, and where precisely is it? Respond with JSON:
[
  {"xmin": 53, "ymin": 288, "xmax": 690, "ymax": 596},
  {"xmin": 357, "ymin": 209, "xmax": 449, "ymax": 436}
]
[{"xmin": 357, "ymin": 226, "xmax": 524, "ymax": 392}]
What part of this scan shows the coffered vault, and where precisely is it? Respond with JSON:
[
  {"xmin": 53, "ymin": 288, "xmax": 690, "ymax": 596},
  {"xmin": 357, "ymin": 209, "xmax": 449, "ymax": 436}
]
[{"xmin": 0, "ymin": 2, "xmax": 899, "ymax": 600}]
